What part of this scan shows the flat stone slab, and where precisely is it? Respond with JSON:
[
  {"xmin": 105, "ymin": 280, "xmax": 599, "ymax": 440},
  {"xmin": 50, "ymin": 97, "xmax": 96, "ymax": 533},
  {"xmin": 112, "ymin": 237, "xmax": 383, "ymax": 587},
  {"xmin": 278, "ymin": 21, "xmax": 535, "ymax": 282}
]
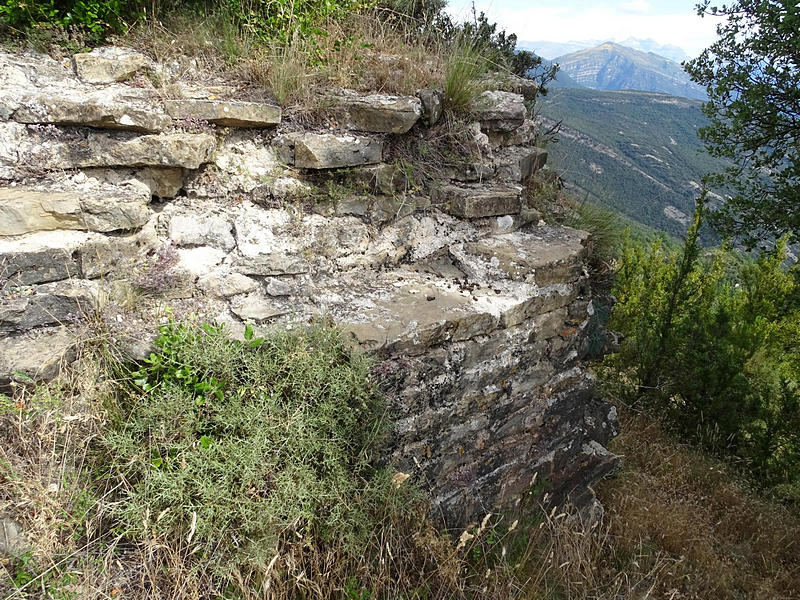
[
  {"xmin": 451, "ymin": 227, "xmax": 589, "ymax": 286},
  {"xmin": 494, "ymin": 147, "xmax": 548, "ymax": 182},
  {"xmin": 13, "ymin": 94, "xmax": 171, "ymax": 132},
  {"xmin": 165, "ymin": 99, "xmax": 281, "ymax": 127},
  {"xmin": 432, "ymin": 184, "xmax": 522, "ymax": 219},
  {"xmin": 0, "ymin": 230, "xmax": 110, "ymax": 285},
  {"xmin": 0, "ymin": 184, "xmax": 151, "ymax": 236},
  {"xmin": 331, "ymin": 92, "xmax": 422, "ymax": 133},
  {"xmin": 1, "ymin": 279, "xmax": 98, "ymax": 334},
  {"xmin": 472, "ymin": 90, "xmax": 526, "ymax": 132},
  {"xmin": 0, "ymin": 326, "xmax": 77, "ymax": 389},
  {"xmin": 290, "ymin": 133, "xmax": 383, "ymax": 169},
  {"xmin": 67, "ymin": 132, "xmax": 216, "ymax": 169},
  {"xmin": 73, "ymin": 47, "xmax": 151, "ymax": 84},
  {"xmin": 323, "ymin": 268, "xmax": 562, "ymax": 355}
]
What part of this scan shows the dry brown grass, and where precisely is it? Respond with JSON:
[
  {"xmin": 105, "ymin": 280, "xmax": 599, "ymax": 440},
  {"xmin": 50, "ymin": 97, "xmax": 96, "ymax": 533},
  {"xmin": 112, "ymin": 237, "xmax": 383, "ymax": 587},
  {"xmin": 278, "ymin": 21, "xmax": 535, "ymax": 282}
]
[{"xmin": 598, "ymin": 405, "xmax": 800, "ymax": 600}]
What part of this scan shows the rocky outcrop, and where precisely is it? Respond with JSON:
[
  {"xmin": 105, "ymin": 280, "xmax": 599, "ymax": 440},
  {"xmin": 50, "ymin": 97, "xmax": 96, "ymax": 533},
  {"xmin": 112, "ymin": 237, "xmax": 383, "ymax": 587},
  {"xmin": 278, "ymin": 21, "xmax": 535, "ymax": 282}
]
[{"xmin": 0, "ymin": 48, "xmax": 617, "ymax": 525}]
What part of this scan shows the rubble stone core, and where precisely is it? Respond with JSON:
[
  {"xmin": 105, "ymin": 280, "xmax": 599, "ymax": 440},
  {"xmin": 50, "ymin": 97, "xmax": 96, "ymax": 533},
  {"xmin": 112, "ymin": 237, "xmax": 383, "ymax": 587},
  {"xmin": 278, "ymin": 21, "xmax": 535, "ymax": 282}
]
[{"xmin": 0, "ymin": 48, "xmax": 618, "ymax": 526}]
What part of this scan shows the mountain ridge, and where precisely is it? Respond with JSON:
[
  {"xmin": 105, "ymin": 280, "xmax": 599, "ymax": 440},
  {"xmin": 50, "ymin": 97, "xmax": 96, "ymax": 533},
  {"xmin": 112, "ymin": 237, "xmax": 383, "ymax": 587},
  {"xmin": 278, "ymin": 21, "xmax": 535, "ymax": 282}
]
[{"xmin": 552, "ymin": 42, "xmax": 706, "ymax": 100}]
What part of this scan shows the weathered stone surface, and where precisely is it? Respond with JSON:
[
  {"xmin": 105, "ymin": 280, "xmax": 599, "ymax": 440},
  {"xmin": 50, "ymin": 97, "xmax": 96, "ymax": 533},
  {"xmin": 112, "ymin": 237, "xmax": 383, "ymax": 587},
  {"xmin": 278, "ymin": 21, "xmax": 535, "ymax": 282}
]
[
  {"xmin": 481, "ymin": 74, "xmax": 539, "ymax": 101},
  {"xmin": 0, "ymin": 231, "xmax": 86, "ymax": 285},
  {"xmin": 69, "ymin": 132, "xmax": 216, "ymax": 169},
  {"xmin": 13, "ymin": 94, "xmax": 171, "ymax": 132},
  {"xmin": 165, "ymin": 99, "xmax": 281, "ymax": 127},
  {"xmin": 0, "ymin": 185, "xmax": 151, "ymax": 236},
  {"xmin": 197, "ymin": 271, "xmax": 260, "ymax": 298},
  {"xmin": 1, "ymin": 279, "xmax": 98, "ymax": 334},
  {"xmin": 472, "ymin": 91, "xmax": 526, "ymax": 132},
  {"xmin": 0, "ymin": 516, "xmax": 29, "ymax": 556},
  {"xmin": 73, "ymin": 47, "xmax": 151, "ymax": 84},
  {"xmin": 495, "ymin": 147, "xmax": 548, "ymax": 182},
  {"xmin": 455, "ymin": 228, "xmax": 587, "ymax": 286},
  {"xmin": 290, "ymin": 133, "xmax": 383, "ymax": 169},
  {"xmin": 169, "ymin": 214, "xmax": 235, "ymax": 250},
  {"xmin": 432, "ymin": 184, "xmax": 522, "ymax": 219},
  {"xmin": 487, "ymin": 119, "xmax": 538, "ymax": 148},
  {"xmin": 231, "ymin": 294, "xmax": 290, "ymax": 322},
  {"xmin": 416, "ymin": 88, "xmax": 443, "ymax": 126},
  {"xmin": 331, "ymin": 92, "xmax": 421, "ymax": 133},
  {"xmin": 0, "ymin": 327, "xmax": 77, "ymax": 389}
]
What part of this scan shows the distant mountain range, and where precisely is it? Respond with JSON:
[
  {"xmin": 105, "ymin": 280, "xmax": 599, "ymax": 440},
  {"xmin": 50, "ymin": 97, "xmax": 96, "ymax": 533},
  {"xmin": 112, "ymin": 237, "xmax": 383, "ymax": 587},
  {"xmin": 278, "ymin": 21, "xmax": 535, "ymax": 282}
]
[
  {"xmin": 550, "ymin": 43, "xmax": 706, "ymax": 101},
  {"xmin": 519, "ymin": 38, "xmax": 691, "ymax": 63},
  {"xmin": 536, "ymin": 87, "xmax": 729, "ymax": 237}
]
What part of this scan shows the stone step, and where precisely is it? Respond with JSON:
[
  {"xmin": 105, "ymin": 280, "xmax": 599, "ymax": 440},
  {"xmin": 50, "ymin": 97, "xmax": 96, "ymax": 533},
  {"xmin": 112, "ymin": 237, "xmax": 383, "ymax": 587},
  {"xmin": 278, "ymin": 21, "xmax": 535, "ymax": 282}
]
[
  {"xmin": 494, "ymin": 147, "xmax": 547, "ymax": 182},
  {"xmin": 164, "ymin": 99, "xmax": 281, "ymax": 128},
  {"xmin": 0, "ymin": 279, "xmax": 99, "ymax": 335},
  {"xmin": 328, "ymin": 92, "xmax": 422, "ymax": 134},
  {"xmin": 0, "ymin": 181, "xmax": 152, "ymax": 236},
  {"xmin": 431, "ymin": 183, "xmax": 522, "ymax": 219},
  {"xmin": 12, "ymin": 93, "xmax": 171, "ymax": 132}
]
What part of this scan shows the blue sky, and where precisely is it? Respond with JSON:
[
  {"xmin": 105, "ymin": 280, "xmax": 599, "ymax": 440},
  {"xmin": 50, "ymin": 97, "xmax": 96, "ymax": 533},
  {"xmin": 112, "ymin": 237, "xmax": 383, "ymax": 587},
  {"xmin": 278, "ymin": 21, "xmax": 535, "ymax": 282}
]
[{"xmin": 446, "ymin": 0, "xmax": 720, "ymax": 57}]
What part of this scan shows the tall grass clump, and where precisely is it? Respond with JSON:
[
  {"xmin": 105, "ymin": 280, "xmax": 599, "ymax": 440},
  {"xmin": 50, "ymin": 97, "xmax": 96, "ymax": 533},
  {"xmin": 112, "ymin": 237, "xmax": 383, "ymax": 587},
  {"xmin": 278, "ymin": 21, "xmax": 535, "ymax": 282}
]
[{"xmin": 443, "ymin": 38, "xmax": 490, "ymax": 113}]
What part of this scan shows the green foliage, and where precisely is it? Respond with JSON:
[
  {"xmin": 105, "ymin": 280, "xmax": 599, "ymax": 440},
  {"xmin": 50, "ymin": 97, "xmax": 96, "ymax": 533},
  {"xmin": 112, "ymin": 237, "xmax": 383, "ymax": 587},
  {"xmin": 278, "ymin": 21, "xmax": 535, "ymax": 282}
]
[
  {"xmin": 685, "ymin": 0, "xmax": 800, "ymax": 244},
  {"xmin": 101, "ymin": 321, "xmax": 403, "ymax": 573},
  {"xmin": 567, "ymin": 201, "xmax": 626, "ymax": 271},
  {"xmin": 608, "ymin": 198, "xmax": 800, "ymax": 500},
  {"xmin": 442, "ymin": 37, "xmax": 490, "ymax": 113},
  {"xmin": 0, "ymin": 0, "xmax": 138, "ymax": 40}
]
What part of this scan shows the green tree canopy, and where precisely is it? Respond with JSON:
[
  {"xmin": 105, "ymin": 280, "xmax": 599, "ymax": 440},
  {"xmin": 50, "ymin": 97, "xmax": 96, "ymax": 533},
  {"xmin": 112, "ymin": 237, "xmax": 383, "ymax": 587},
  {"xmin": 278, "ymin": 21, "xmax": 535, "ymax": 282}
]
[{"xmin": 684, "ymin": 0, "xmax": 800, "ymax": 245}]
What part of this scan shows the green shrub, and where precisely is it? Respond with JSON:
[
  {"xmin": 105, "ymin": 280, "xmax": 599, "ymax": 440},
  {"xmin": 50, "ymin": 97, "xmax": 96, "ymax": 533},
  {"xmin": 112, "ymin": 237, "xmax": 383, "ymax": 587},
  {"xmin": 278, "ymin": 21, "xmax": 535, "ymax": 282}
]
[
  {"xmin": 0, "ymin": 0, "xmax": 140, "ymax": 40},
  {"xmin": 101, "ymin": 321, "xmax": 401, "ymax": 574},
  {"xmin": 608, "ymin": 198, "xmax": 800, "ymax": 499}
]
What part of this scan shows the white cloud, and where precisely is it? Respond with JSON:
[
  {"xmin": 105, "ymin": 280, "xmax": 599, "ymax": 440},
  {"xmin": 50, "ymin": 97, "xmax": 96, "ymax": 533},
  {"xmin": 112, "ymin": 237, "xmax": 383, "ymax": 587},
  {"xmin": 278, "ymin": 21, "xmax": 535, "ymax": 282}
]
[{"xmin": 620, "ymin": 0, "xmax": 653, "ymax": 14}]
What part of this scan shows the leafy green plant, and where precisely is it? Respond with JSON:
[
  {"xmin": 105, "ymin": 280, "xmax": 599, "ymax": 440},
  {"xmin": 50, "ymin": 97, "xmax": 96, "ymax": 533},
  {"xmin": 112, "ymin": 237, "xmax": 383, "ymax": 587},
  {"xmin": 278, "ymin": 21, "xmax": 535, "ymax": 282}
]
[
  {"xmin": 101, "ymin": 321, "xmax": 401, "ymax": 577},
  {"xmin": 607, "ymin": 198, "xmax": 800, "ymax": 499}
]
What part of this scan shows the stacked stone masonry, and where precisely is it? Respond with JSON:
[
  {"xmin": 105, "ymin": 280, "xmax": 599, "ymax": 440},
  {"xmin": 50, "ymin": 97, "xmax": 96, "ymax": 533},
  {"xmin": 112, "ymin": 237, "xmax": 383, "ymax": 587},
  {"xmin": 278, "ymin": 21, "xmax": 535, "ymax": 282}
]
[{"xmin": 0, "ymin": 48, "xmax": 618, "ymax": 526}]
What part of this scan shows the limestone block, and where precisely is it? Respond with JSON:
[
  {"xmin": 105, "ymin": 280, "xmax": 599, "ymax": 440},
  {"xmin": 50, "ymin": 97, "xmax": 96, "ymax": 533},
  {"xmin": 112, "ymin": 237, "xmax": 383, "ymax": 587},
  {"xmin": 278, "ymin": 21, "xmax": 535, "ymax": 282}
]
[
  {"xmin": 13, "ymin": 94, "xmax": 171, "ymax": 132},
  {"xmin": 472, "ymin": 90, "xmax": 526, "ymax": 132},
  {"xmin": 292, "ymin": 133, "xmax": 383, "ymax": 169},
  {"xmin": 481, "ymin": 74, "xmax": 539, "ymax": 101},
  {"xmin": 0, "ymin": 327, "xmax": 77, "ymax": 389},
  {"xmin": 169, "ymin": 214, "xmax": 235, "ymax": 250},
  {"xmin": 494, "ymin": 147, "xmax": 548, "ymax": 182},
  {"xmin": 454, "ymin": 227, "xmax": 587, "ymax": 285},
  {"xmin": 0, "ymin": 231, "xmax": 87, "ymax": 285},
  {"xmin": 234, "ymin": 254, "xmax": 310, "ymax": 276},
  {"xmin": 73, "ymin": 47, "xmax": 151, "ymax": 84},
  {"xmin": 197, "ymin": 271, "xmax": 260, "ymax": 298},
  {"xmin": 0, "ymin": 516, "xmax": 28, "ymax": 557},
  {"xmin": 165, "ymin": 99, "xmax": 281, "ymax": 127},
  {"xmin": 48, "ymin": 133, "xmax": 216, "ymax": 170},
  {"xmin": 231, "ymin": 294, "xmax": 290, "ymax": 322},
  {"xmin": 0, "ymin": 185, "xmax": 151, "ymax": 236},
  {"xmin": 432, "ymin": 184, "xmax": 522, "ymax": 219},
  {"xmin": 416, "ymin": 88, "xmax": 443, "ymax": 126},
  {"xmin": 176, "ymin": 247, "xmax": 226, "ymax": 278},
  {"xmin": 0, "ymin": 279, "xmax": 98, "ymax": 334},
  {"xmin": 330, "ymin": 92, "xmax": 422, "ymax": 133},
  {"xmin": 486, "ymin": 119, "xmax": 538, "ymax": 148}
]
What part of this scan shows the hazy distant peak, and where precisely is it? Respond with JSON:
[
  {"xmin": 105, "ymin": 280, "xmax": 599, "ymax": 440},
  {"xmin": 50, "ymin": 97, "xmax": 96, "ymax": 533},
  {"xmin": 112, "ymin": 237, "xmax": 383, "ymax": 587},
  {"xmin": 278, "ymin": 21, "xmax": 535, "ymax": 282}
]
[
  {"xmin": 552, "ymin": 43, "xmax": 706, "ymax": 101},
  {"xmin": 519, "ymin": 38, "xmax": 691, "ymax": 63}
]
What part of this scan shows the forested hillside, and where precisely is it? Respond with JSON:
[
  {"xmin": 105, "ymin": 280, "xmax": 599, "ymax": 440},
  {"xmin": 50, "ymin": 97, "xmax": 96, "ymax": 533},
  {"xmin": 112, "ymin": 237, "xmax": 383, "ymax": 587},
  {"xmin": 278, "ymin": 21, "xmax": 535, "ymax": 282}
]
[{"xmin": 538, "ymin": 87, "xmax": 730, "ymax": 237}]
